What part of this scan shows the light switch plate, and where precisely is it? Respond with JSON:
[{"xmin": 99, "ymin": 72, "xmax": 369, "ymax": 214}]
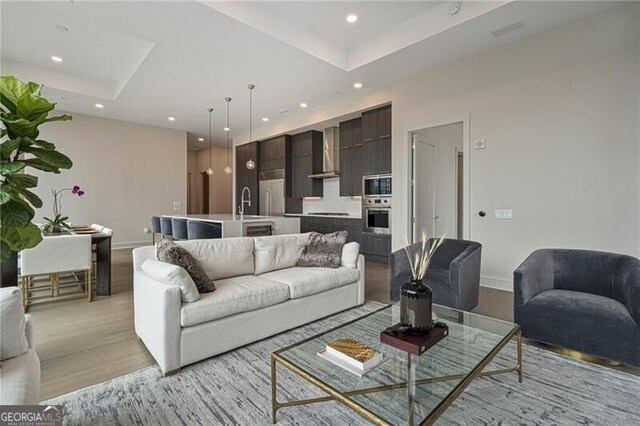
[
  {"xmin": 494, "ymin": 209, "xmax": 513, "ymax": 219},
  {"xmin": 475, "ymin": 139, "xmax": 486, "ymax": 150},
  {"xmin": 173, "ymin": 201, "xmax": 183, "ymax": 212}
]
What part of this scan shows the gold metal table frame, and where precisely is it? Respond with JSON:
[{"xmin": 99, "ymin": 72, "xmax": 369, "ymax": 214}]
[{"xmin": 271, "ymin": 307, "xmax": 522, "ymax": 426}]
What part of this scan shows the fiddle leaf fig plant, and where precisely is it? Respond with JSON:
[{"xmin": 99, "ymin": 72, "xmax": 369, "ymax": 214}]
[{"xmin": 0, "ymin": 75, "xmax": 73, "ymax": 260}]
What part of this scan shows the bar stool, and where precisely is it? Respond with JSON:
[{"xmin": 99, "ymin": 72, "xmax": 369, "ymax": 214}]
[
  {"xmin": 160, "ymin": 217, "xmax": 173, "ymax": 239},
  {"xmin": 150, "ymin": 216, "xmax": 161, "ymax": 244},
  {"xmin": 172, "ymin": 218, "xmax": 188, "ymax": 240},
  {"xmin": 187, "ymin": 220, "xmax": 221, "ymax": 240}
]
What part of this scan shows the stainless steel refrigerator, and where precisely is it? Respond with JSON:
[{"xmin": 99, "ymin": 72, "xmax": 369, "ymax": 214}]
[{"xmin": 259, "ymin": 169, "xmax": 285, "ymax": 216}]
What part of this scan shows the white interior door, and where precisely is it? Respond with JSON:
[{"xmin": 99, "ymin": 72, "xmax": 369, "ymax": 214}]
[{"xmin": 412, "ymin": 134, "xmax": 436, "ymax": 242}]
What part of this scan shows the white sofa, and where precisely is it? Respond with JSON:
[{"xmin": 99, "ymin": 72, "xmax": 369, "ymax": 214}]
[
  {"xmin": 133, "ymin": 233, "xmax": 365, "ymax": 375},
  {"xmin": 0, "ymin": 287, "xmax": 41, "ymax": 404}
]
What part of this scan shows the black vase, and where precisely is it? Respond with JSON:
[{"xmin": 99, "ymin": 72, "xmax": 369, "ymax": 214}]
[{"xmin": 400, "ymin": 279, "xmax": 433, "ymax": 332}]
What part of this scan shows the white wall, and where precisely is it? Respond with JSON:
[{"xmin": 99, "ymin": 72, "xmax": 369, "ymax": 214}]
[
  {"xmin": 392, "ymin": 4, "xmax": 640, "ymax": 290},
  {"xmin": 187, "ymin": 146, "xmax": 233, "ymax": 214},
  {"xmin": 34, "ymin": 112, "xmax": 187, "ymax": 248}
]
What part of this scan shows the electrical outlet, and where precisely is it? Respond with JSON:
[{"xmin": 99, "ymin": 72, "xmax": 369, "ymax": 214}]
[
  {"xmin": 494, "ymin": 209, "xmax": 513, "ymax": 219},
  {"xmin": 474, "ymin": 139, "xmax": 486, "ymax": 150},
  {"xmin": 173, "ymin": 201, "xmax": 182, "ymax": 212}
]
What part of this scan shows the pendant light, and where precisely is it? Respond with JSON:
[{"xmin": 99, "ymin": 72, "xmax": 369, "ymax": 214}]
[
  {"xmin": 206, "ymin": 107, "xmax": 214, "ymax": 176},
  {"xmin": 224, "ymin": 97, "xmax": 233, "ymax": 175},
  {"xmin": 245, "ymin": 84, "xmax": 256, "ymax": 170}
]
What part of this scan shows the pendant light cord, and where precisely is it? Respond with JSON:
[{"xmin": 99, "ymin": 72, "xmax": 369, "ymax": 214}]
[
  {"xmin": 226, "ymin": 98, "xmax": 230, "ymax": 165},
  {"xmin": 208, "ymin": 108, "xmax": 212, "ymax": 170}
]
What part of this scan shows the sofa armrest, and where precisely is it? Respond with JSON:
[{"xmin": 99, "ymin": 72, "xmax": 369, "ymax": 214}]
[
  {"xmin": 133, "ymin": 270, "xmax": 182, "ymax": 374},
  {"xmin": 614, "ymin": 256, "xmax": 640, "ymax": 325},
  {"xmin": 514, "ymin": 250, "xmax": 555, "ymax": 307},
  {"xmin": 449, "ymin": 245, "xmax": 481, "ymax": 311},
  {"xmin": 356, "ymin": 255, "xmax": 365, "ymax": 305},
  {"xmin": 23, "ymin": 315, "xmax": 35, "ymax": 351}
]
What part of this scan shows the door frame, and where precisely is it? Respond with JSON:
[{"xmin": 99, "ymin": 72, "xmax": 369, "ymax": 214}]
[
  {"xmin": 410, "ymin": 134, "xmax": 436, "ymax": 242},
  {"xmin": 407, "ymin": 114, "xmax": 471, "ymax": 243}
]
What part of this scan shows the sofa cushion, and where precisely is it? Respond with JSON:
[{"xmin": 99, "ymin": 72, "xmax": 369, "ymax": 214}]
[
  {"xmin": 177, "ymin": 237, "xmax": 255, "ymax": 280},
  {"xmin": 254, "ymin": 233, "xmax": 310, "ymax": 275},
  {"xmin": 297, "ymin": 231, "xmax": 348, "ymax": 268},
  {"xmin": 141, "ymin": 259, "xmax": 200, "ymax": 303},
  {"xmin": 341, "ymin": 242, "xmax": 360, "ymax": 269},
  {"xmin": 261, "ymin": 266, "xmax": 359, "ymax": 299},
  {"xmin": 0, "ymin": 287, "xmax": 29, "ymax": 360},
  {"xmin": 180, "ymin": 275, "xmax": 290, "ymax": 327},
  {"xmin": 517, "ymin": 289, "xmax": 640, "ymax": 365}
]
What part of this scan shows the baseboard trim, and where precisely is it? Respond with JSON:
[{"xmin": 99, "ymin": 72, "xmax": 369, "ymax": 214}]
[{"xmin": 480, "ymin": 275, "xmax": 513, "ymax": 292}]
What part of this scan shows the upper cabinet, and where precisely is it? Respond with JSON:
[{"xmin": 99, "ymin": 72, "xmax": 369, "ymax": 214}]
[
  {"xmin": 235, "ymin": 142, "xmax": 259, "ymax": 215},
  {"xmin": 339, "ymin": 117, "xmax": 363, "ymax": 196},
  {"xmin": 361, "ymin": 105, "xmax": 392, "ymax": 175},
  {"xmin": 290, "ymin": 131, "xmax": 323, "ymax": 198},
  {"xmin": 259, "ymin": 135, "xmax": 288, "ymax": 171}
]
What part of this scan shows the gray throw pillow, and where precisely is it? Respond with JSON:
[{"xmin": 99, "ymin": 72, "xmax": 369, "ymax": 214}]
[
  {"xmin": 297, "ymin": 231, "xmax": 348, "ymax": 268},
  {"xmin": 155, "ymin": 239, "xmax": 216, "ymax": 293}
]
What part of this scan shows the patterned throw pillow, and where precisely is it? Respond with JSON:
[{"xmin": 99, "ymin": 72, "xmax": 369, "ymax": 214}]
[
  {"xmin": 155, "ymin": 239, "xmax": 216, "ymax": 293},
  {"xmin": 297, "ymin": 231, "xmax": 348, "ymax": 268}
]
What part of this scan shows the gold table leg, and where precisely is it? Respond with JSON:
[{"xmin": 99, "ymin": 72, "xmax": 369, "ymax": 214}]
[{"xmin": 271, "ymin": 355, "xmax": 279, "ymax": 424}]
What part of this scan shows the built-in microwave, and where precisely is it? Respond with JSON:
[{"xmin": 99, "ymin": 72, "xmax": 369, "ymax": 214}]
[
  {"xmin": 363, "ymin": 175, "xmax": 392, "ymax": 198},
  {"xmin": 363, "ymin": 198, "xmax": 391, "ymax": 234}
]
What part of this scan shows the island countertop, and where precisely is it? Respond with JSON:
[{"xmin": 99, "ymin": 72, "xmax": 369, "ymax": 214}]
[{"xmin": 160, "ymin": 214, "xmax": 300, "ymax": 237}]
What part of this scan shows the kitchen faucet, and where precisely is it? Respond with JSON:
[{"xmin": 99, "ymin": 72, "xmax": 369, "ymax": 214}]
[{"xmin": 239, "ymin": 187, "xmax": 251, "ymax": 218}]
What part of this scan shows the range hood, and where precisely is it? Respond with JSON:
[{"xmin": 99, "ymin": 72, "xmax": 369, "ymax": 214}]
[{"xmin": 308, "ymin": 126, "xmax": 340, "ymax": 178}]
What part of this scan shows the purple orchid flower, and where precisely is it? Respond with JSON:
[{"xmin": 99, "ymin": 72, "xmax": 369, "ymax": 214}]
[
  {"xmin": 71, "ymin": 185, "xmax": 80, "ymax": 194},
  {"xmin": 77, "ymin": 190, "xmax": 85, "ymax": 196}
]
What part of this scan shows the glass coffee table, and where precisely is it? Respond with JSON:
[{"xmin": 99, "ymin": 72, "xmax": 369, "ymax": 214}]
[{"xmin": 271, "ymin": 304, "xmax": 522, "ymax": 425}]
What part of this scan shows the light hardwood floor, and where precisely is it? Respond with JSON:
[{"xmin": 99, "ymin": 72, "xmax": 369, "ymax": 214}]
[{"xmin": 31, "ymin": 250, "xmax": 515, "ymax": 400}]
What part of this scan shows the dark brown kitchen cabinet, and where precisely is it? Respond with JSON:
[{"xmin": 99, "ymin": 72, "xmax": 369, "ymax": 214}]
[
  {"xmin": 361, "ymin": 105, "xmax": 392, "ymax": 175},
  {"xmin": 339, "ymin": 118, "xmax": 363, "ymax": 196},
  {"xmin": 361, "ymin": 233, "xmax": 391, "ymax": 262},
  {"xmin": 290, "ymin": 131, "xmax": 323, "ymax": 198},
  {"xmin": 235, "ymin": 142, "xmax": 259, "ymax": 215},
  {"xmin": 259, "ymin": 135, "xmax": 288, "ymax": 171}
]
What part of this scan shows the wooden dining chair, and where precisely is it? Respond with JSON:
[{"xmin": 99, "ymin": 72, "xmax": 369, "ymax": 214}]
[
  {"xmin": 90, "ymin": 224, "xmax": 113, "ymax": 283},
  {"xmin": 19, "ymin": 235, "xmax": 93, "ymax": 309}
]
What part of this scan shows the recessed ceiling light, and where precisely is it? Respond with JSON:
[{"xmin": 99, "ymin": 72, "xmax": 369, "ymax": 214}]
[
  {"xmin": 299, "ymin": 103, "xmax": 308, "ymax": 108},
  {"xmin": 223, "ymin": 127, "xmax": 230, "ymax": 132},
  {"xmin": 262, "ymin": 117, "xmax": 269, "ymax": 122},
  {"xmin": 94, "ymin": 103, "xmax": 104, "ymax": 108},
  {"xmin": 346, "ymin": 14, "xmax": 358, "ymax": 23},
  {"xmin": 168, "ymin": 116, "xmax": 176, "ymax": 121},
  {"xmin": 51, "ymin": 56, "xmax": 63, "ymax": 63},
  {"xmin": 55, "ymin": 24, "xmax": 69, "ymax": 32},
  {"xmin": 353, "ymin": 82, "xmax": 363, "ymax": 89},
  {"xmin": 198, "ymin": 137, "xmax": 204, "ymax": 142}
]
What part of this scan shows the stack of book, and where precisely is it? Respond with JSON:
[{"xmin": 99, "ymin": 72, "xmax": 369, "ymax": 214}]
[{"xmin": 318, "ymin": 338, "xmax": 386, "ymax": 376}]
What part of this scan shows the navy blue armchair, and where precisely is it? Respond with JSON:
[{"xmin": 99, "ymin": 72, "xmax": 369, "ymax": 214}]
[
  {"xmin": 514, "ymin": 249, "xmax": 640, "ymax": 366},
  {"xmin": 389, "ymin": 239, "xmax": 482, "ymax": 311}
]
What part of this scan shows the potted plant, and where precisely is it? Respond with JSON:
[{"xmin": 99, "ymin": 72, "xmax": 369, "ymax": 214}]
[
  {"xmin": 42, "ymin": 185, "xmax": 86, "ymax": 233},
  {"xmin": 0, "ymin": 75, "xmax": 73, "ymax": 286}
]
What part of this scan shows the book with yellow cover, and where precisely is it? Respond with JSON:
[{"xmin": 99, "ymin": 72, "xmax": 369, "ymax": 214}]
[{"xmin": 325, "ymin": 338, "xmax": 383, "ymax": 370}]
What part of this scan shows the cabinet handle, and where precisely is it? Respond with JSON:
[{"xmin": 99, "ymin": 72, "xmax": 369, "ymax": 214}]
[
  {"xmin": 363, "ymin": 137, "xmax": 375, "ymax": 142},
  {"xmin": 379, "ymin": 134, "xmax": 391, "ymax": 139}
]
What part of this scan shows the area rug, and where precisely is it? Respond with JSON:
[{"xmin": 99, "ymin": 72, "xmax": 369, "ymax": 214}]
[{"xmin": 46, "ymin": 302, "xmax": 640, "ymax": 425}]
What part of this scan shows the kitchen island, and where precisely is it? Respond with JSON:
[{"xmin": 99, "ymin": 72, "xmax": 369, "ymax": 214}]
[{"xmin": 161, "ymin": 214, "xmax": 300, "ymax": 238}]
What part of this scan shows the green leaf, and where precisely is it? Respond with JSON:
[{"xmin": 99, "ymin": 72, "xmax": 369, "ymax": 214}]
[
  {"xmin": 0, "ymin": 160, "xmax": 25, "ymax": 175},
  {"xmin": 17, "ymin": 187, "xmax": 42, "ymax": 208},
  {"xmin": 33, "ymin": 139, "xmax": 55, "ymax": 150},
  {"xmin": 5, "ymin": 173, "xmax": 38, "ymax": 188},
  {"xmin": 22, "ymin": 158, "xmax": 62, "ymax": 173},
  {"xmin": 0, "ymin": 187, "xmax": 10, "ymax": 205},
  {"xmin": 0, "ymin": 76, "xmax": 24, "ymax": 114},
  {"xmin": 39, "ymin": 114, "xmax": 72, "ymax": 125},
  {"xmin": 0, "ymin": 240, "xmax": 11, "ymax": 261},
  {"xmin": 0, "ymin": 116, "xmax": 36, "ymax": 138},
  {"xmin": 0, "ymin": 198, "xmax": 34, "ymax": 228},
  {"xmin": 26, "ymin": 147, "xmax": 72, "ymax": 169},
  {"xmin": 2, "ymin": 222, "xmax": 43, "ymax": 253},
  {"xmin": 0, "ymin": 138, "xmax": 22, "ymax": 159}
]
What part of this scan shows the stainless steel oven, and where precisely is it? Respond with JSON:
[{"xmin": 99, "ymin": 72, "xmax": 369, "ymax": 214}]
[
  {"xmin": 363, "ymin": 174, "xmax": 392, "ymax": 198},
  {"xmin": 363, "ymin": 197, "xmax": 391, "ymax": 234}
]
